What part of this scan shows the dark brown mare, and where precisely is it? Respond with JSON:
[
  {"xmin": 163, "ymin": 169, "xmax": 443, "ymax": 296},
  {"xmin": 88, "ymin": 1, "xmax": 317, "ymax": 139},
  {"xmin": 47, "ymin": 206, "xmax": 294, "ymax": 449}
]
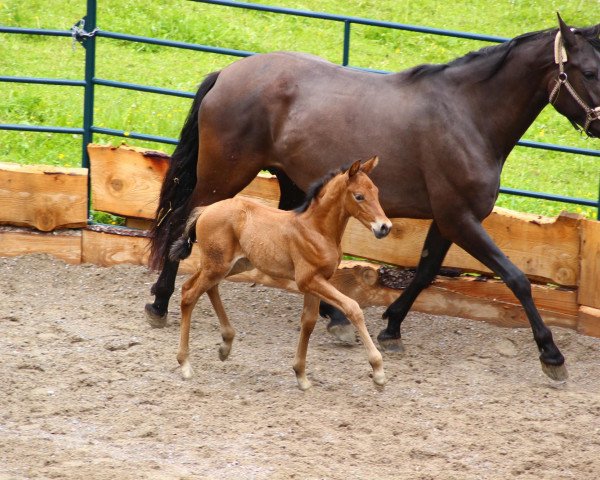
[{"xmin": 147, "ymin": 16, "xmax": 600, "ymax": 381}]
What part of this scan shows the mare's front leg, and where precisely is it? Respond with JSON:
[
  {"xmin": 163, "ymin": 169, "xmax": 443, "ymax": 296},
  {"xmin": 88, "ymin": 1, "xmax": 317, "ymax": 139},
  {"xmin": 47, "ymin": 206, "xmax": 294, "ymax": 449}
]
[
  {"xmin": 319, "ymin": 303, "xmax": 355, "ymax": 344},
  {"xmin": 379, "ymin": 222, "xmax": 451, "ymax": 351},
  {"xmin": 440, "ymin": 216, "xmax": 567, "ymax": 381},
  {"xmin": 299, "ymin": 276, "xmax": 385, "ymax": 386},
  {"xmin": 293, "ymin": 294, "xmax": 320, "ymax": 390}
]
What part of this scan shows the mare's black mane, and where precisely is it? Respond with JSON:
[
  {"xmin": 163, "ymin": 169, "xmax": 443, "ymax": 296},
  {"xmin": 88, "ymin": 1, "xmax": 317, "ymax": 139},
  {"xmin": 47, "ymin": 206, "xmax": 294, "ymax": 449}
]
[{"xmin": 405, "ymin": 24, "xmax": 600, "ymax": 81}]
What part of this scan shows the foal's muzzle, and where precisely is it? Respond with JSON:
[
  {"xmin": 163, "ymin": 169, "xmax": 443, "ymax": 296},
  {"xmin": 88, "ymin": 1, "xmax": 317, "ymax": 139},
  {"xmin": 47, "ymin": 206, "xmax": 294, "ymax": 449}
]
[{"xmin": 372, "ymin": 221, "xmax": 392, "ymax": 239}]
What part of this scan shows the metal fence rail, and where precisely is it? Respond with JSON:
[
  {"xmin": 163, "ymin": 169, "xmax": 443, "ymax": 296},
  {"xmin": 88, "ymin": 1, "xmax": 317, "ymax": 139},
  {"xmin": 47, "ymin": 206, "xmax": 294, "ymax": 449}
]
[{"xmin": 1, "ymin": 0, "xmax": 598, "ymax": 215}]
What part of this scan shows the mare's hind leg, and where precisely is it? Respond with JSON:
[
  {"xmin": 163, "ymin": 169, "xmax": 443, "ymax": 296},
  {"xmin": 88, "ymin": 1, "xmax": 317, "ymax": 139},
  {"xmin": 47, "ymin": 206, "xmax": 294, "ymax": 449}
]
[
  {"xmin": 206, "ymin": 285, "xmax": 235, "ymax": 361},
  {"xmin": 441, "ymin": 216, "xmax": 567, "ymax": 381},
  {"xmin": 146, "ymin": 259, "xmax": 180, "ymax": 328},
  {"xmin": 379, "ymin": 222, "xmax": 451, "ymax": 352},
  {"xmin": 293, "ymin": 294, "xmax": 320, "ymax": 391}
]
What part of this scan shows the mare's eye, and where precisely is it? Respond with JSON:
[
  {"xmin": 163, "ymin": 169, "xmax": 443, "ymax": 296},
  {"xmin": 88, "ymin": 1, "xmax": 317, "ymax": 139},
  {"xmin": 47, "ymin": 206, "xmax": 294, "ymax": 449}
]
[
  {"xmin": 354, "ymin": 193, "xmax": 365, "ymax": 201},
  {"xmin": 583, "ymin": 71, "xmax": 597, "ymax": 80}
]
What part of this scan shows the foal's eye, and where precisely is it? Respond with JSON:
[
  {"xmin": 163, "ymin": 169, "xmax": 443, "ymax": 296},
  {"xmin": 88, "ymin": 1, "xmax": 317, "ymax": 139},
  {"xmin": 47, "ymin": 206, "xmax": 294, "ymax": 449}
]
[
  {"xmin": 583, "ymin": 71, "xmax": 597, "ymax": 81},
  {"xmin": 354, "ymin": 193, "xmax": 365, "ymax": 201}
]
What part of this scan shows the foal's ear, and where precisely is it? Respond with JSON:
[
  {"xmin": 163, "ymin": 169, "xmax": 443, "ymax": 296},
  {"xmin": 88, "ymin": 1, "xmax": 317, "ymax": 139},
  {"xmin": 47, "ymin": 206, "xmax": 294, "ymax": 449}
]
[
  {"xmin": 360, "ymin": 156, "xmax": 379, "ymax": 175},
  {"xmin": 557, "ymin": 13, "xmax": 577, "ymax": 49},
  {"xmin": 348, "ymin": 160, "xmax": 362, "ymax": 177}
]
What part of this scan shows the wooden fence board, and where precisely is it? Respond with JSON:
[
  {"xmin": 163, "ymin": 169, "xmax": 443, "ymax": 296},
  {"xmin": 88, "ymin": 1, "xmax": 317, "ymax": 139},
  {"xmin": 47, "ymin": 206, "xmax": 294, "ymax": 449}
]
[
  {"xmin": 88, "ymin": 144, "xmax": 169, "ymax": 219},
  {"xmin": 341, "ymin": 209, "xmax": 581, "ymax": 287},
  {"xmin": 578, "ymin": 219, "xmax": 600, "ymax": 309},
  {"xmin": 578, "ymin": 306, "xmax": 600, "ymax": 337},
  {"xmin": 0, "ymin": 162, "xmax": 87, "ymax": 231},
  {"xmin": 0, "ymin": 227, "xmax": 81, "ymax": 264}
]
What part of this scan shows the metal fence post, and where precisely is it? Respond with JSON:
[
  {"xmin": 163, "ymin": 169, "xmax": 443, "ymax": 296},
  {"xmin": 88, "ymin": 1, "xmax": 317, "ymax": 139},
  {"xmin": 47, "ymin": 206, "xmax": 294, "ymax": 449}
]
[
  {"xmin": 342, "ymin": 20, "xmax": 351, "ymax": 66},
  {"xmin": 82, "ymin": 0, "xmax": 97, "ymax": 171}
]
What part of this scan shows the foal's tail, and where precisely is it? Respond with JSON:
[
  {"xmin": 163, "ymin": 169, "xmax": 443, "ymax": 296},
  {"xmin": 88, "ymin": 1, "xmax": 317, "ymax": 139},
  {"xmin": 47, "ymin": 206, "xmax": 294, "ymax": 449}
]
[
  {"xmin": 169, "ymin": 207, "xmax": 204, "ymax": 262},
  {"xmin": 148, "ymin": 71, "xmax": 221, "ymax": 270}
]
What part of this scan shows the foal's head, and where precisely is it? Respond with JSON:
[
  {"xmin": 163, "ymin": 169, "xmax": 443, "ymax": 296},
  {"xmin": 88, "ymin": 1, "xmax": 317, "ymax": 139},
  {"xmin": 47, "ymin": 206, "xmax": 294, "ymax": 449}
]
[{"xmin": 340, "ymin": 156, "xmax": 392, "ymax": 239}]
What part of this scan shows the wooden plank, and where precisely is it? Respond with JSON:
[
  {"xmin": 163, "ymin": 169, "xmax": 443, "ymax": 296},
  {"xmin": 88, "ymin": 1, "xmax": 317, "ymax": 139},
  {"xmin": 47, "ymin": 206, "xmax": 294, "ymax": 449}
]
[
  {"xmin": 82, "ymin": 227, "xmax": 151, "ymax": 267},
  {"xmin": 577, "ymin": 306, "xmax": 600, "ymax": 338},
  {"xmin": 578, "ymin": 218, "xmax": 600, "ymax": 309},
  {"xmin": 342, "ymin": 209, "xmax": 581, "ymax": 287},
  {"xmin": 88, "ymin": 144, "xmax": 279, "ymax": 220},
  {"xmin": 0, "ymin": 227, "xmax": 81, "ymax": 264},
  {"xmin": 228, "ymin": 262, "xmax": 577, "ymax": 331},
  {"xmin": 429, "ymin": 276, "xmax": 578, "ymax": 319},
  {"xmin": 0, "ymin": 162, "xmax": 88, "ymax": 231},
  {"xmin": 81, "ymin": 226, "xmax": 200, "ymax": 273},
  {"xmin": 88, "ymin": 144, "xmax": 169, "ymax": 219}
]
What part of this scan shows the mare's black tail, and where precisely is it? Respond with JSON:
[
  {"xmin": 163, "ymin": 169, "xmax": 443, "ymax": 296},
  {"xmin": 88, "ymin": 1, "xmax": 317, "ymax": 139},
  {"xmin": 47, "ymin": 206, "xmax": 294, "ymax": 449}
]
[{"xmin": 148, "ymin": 71, "xmax": 220, "ymax": 270}]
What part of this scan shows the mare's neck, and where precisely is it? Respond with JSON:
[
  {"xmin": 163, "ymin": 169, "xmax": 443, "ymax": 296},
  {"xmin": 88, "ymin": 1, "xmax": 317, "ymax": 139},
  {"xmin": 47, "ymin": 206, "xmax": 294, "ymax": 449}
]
[{"xmin": 449, "ymin": 33, "xmax": 556, "ymax": 158}]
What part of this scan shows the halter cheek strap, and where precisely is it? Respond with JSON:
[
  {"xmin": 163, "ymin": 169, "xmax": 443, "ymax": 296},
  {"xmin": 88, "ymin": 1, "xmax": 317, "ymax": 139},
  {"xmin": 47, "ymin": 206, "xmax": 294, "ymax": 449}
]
[{"xmin": 549, "ymin": 31, "xmax": 600, "ymax": 135}]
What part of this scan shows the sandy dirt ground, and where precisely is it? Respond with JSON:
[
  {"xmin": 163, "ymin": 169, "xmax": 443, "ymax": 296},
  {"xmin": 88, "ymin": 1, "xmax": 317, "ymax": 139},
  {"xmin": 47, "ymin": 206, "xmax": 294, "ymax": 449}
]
[{"xmin": 1, "ymin": 254, "xmax": 600, "ymax": 480}]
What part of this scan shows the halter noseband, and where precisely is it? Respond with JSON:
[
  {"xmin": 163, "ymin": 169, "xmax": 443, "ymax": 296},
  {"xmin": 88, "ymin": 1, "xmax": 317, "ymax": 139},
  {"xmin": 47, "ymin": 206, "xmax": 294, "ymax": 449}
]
[{"xmin": 549, "ymin": 31, "xmax": 600, "ymax": 136}]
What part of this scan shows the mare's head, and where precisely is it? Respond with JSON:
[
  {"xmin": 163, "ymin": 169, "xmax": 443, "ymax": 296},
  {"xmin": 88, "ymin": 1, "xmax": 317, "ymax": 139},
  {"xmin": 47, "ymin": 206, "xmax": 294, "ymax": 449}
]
[
  {"xmin": 549, "ymin": 15, "xmax": 600, "ymax": 137},
  {"xmin": 342, "ymin": 156, "xmax": 392, "ymax": 239}
]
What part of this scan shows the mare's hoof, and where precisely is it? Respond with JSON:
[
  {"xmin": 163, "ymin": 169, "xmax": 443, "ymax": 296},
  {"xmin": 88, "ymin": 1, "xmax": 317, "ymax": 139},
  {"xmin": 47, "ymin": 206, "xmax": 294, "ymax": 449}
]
[
  {"xmin": 377, "ymin": 330, "xmax": 405, "ymax": 353},
  {"xmin": 145, "ymin": 303, "xmax": 167, "ymax": 329},
  {"xmin": 540, "ymin": 361, "xmax": 568, "ymax": 382},
  {"xmin": 327, "ymin": 322, "xmax": 356, "ymax": 344}
]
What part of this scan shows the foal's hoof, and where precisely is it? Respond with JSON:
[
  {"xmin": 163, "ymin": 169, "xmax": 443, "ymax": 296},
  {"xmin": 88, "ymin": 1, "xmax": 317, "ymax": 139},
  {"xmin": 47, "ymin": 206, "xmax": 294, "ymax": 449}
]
[
  {"xmin": 377, "ymin": 330, "xmax": 405, "ymax": 353},
  {"xmin": 540, "ymin": 361, "xmax": 569, "ymax": 382},
  {"xmin": 327, "ymin": 322, "xmax": 356, "ymax": 344},
  {"xmin": 296, "ymin": 377, "xmax": 312, "ymax": 391},
  {"xmin": 218, "ymin": 344, "xmax": 231, "ymax": 361},
  {"xmin": 144, "ymin": 303, "xmax": 167, "ymax": 329},
  {"xmin": 371, "ymin": 370, "xmax": 387, "ymax": 386}
]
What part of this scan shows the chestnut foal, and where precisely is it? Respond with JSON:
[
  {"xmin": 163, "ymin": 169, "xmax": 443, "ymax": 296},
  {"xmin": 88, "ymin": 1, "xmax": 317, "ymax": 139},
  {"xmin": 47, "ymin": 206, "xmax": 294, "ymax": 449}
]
[{"xmin": 169, "ymin": 156, "xmax": 392, "ymax": 389}]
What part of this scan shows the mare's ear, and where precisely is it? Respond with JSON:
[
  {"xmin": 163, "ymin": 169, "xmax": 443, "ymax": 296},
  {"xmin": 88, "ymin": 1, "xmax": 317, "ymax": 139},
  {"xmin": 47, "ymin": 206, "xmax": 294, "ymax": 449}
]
[
  {"xmin": 348, "ymin": 160, "xmax": 361, "ymax": 177},
  {"xmin": 360, "ymin": 156, "xmax": 379, "ymax": 174},
  {"xmin": 557, "ymin": 13, "xmax": 578, "ymax": 50}
]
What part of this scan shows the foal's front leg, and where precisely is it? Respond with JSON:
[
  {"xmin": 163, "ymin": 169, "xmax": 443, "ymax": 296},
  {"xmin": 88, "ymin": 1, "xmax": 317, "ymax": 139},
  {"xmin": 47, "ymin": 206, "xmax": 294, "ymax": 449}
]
[
  {"xmin": 300, "ymin": 276, "xmax": 386, "ymax": 386},
  {"xmin": 292, "ymin": 294, "xmax": 320, "ymax": 390}
]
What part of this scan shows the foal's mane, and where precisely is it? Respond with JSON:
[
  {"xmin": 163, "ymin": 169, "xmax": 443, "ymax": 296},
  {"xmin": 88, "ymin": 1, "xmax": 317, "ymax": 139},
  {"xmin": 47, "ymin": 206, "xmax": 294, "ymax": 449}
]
[
  {"xmin": 294, "ymin": 165, "xmax": 348, "ymax": 214},
  {"xmin": 405, "ymin": 24, "xmax": 600, "ymax": 82}
]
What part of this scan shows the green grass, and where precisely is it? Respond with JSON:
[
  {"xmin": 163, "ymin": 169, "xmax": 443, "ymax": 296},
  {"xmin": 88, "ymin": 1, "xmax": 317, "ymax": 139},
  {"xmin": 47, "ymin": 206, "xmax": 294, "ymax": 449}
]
[{"xmin": 0, "ymin": 0, "xmax": 599, "ymax": 218}]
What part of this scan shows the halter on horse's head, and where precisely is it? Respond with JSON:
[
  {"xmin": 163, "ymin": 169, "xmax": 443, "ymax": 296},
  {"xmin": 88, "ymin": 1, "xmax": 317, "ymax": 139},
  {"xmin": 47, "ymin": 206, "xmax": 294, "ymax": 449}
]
[{"xmin": 549, "ymin": 14, "xmax": 600, "ymax": 137}]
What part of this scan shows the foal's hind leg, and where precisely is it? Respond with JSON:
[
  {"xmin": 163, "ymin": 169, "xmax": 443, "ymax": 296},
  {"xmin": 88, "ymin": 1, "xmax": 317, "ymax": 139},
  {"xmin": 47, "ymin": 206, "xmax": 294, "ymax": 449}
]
[
  {"xmin": 206, "ymin": 285, "xmax": 235, "ymax": 361},
  {"xmin": 379, "ymin": 222, "xmax": 451, "ymax": 352},
  {"xmin": 178, "ymin": 268, "xmax": 226, "ymax": 379},
  {"xmin": 292, "ymin": 294, "xmax": 320, "ymax": 391}
]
